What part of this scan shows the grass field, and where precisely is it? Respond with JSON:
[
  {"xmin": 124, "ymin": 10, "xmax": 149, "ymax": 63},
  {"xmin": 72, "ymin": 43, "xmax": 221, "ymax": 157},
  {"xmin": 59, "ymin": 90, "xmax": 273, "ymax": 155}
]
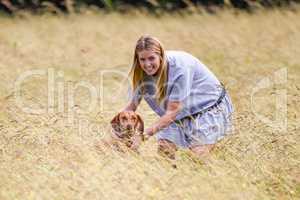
[{"xmin": 0, "ymin": 8, "xmax": 299, "ymax": 200}]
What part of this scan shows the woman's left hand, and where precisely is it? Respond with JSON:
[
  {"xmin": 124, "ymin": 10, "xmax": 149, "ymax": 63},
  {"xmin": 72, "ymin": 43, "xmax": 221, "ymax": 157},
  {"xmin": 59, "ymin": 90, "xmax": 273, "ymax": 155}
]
[
  {"xmin": 144, "ymin": 101, "xmax": 181, "ymax": 141},
  {"xmin": 144, "ymin": 127, "xmax": 156, "ymax": 140}
]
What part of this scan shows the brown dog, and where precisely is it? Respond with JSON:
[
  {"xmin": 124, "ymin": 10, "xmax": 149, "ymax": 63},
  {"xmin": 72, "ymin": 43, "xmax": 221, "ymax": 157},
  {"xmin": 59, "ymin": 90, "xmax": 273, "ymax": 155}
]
[{"xmin": 108, "ymin": 111, "xmax": 144, "ymax": 152}]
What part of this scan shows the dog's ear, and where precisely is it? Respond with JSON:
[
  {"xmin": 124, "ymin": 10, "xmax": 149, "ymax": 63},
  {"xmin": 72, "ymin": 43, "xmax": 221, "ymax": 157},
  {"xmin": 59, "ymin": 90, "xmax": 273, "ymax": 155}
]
[
  {"xmin": 135, "ymin": 114, "xmax": 144, "ymax": 139},
  {"xmin": 111, "ymin": 113, "xmax": 121, "ymax": 132}
]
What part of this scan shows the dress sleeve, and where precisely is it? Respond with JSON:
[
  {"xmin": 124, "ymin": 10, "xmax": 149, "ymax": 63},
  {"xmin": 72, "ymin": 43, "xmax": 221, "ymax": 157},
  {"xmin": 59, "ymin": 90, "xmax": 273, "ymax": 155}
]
[{"xmin": 168, "ymin": 68, "xmax": 194, "ymax": 102}]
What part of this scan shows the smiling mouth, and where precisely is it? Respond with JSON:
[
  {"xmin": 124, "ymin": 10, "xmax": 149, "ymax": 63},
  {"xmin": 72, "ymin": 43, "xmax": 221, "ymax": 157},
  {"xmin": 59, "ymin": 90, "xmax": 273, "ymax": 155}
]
[
  {"xmin": 145, "ymin": 66, "xmax": 155, "ymax": 73},
  {"xmin": 146, "ymin": 66, "xmax": 153, "ymax": 70}
]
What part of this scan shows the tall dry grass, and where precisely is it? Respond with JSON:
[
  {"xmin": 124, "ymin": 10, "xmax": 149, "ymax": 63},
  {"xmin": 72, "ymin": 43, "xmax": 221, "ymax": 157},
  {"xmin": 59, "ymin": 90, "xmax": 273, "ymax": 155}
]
[{"xmin": 0, "ymin": 8, "xmax": 299, "ymax": 200}]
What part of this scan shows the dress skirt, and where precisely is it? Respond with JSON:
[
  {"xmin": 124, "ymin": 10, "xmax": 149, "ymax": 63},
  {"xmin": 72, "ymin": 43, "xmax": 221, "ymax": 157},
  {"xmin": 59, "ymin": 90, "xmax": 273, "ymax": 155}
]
[{"xmin": 156, "ymin": 93, "xmax": 234, "ymax": 148}]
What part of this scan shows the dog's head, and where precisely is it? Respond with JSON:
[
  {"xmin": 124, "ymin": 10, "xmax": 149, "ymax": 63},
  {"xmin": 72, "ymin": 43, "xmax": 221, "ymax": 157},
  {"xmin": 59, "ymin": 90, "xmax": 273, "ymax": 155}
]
[{"xmin": 110, "ymin": 111, "xmax": 144, "ymax": 138}]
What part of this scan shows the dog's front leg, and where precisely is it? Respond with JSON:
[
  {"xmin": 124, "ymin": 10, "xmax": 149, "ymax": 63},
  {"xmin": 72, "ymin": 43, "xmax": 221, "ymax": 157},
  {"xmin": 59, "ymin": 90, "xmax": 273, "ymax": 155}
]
[{"xmin": 130, "ymin": 134, "xmax": 142, "ymax": 152}]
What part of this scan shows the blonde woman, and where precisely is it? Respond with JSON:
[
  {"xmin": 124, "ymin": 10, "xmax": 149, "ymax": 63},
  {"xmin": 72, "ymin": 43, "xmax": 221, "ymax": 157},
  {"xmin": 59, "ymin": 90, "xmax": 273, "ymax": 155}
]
[{"xmin": 120, "ymin": 35, "xmax": 234, "ymax": 160}]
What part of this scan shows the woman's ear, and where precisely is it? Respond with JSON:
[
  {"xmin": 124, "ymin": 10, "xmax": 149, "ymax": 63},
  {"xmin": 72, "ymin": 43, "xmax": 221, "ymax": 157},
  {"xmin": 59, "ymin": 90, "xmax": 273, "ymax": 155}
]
[
  {"xmin": 111, "ymin": 113, "xmax": 121, "ymax": 132},
  {"xmin": 135, "ymin": 114, "xmax": 144, "ymax": 134}
]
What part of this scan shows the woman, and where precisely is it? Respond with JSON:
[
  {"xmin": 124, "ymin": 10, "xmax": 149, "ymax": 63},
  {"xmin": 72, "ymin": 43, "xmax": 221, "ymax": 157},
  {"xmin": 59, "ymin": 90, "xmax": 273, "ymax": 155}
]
[{"xmin": 120, "ymin": 35, "xmax": 234, "ymax": 159}]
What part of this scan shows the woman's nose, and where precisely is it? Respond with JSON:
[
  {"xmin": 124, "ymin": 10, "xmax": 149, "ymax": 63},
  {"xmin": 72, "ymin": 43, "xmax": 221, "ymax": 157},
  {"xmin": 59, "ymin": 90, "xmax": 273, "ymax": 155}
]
[{"xmin": 144, "ymin": 60, "xmax": 151, "ymax": 67}]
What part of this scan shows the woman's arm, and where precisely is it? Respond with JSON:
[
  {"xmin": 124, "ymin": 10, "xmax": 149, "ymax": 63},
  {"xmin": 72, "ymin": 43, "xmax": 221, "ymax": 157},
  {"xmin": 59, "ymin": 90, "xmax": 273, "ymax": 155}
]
[
  {"xmin": 146, "ymin": 101, "xmax": 182, "ymax": 136},
  {"xmin": 123, "ymin": 100, "xmax": 141, "ymax": 112},
  {"xmin": 123, "ymin": 86, "xmax": 143, "ymax": 112}
]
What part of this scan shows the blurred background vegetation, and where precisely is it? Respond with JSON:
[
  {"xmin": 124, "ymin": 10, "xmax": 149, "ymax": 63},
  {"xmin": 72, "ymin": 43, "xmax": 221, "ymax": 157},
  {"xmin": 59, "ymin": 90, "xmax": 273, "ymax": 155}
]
[{"xmin": 0, "ymin": 0, "xmax": 300, "ymax": 14}]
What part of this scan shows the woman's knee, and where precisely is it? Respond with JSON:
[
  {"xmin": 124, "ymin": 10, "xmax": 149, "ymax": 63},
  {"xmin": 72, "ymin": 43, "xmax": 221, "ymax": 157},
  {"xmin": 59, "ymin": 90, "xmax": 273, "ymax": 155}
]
[
  {"xmin": 189, "ymin": 144, "xmax": 215, "ymax": 158},
  {"xmin": 157, "ymin": 139, "xmax": 177, "ymax": 159}
]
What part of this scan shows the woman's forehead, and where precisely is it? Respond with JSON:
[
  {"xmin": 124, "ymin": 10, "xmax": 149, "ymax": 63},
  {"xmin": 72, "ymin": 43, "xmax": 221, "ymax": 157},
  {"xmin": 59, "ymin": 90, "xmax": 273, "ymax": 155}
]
[{"xmin": 138, "ymin": 49, "xmax": 159, "ymax": 58}]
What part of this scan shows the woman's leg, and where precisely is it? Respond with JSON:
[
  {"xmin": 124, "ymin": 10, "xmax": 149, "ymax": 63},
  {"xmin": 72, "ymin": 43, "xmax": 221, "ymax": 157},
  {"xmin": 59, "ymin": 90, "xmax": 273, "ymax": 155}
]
[
  {"xmin": 189, "ymin": 144, "xmax": 215, "ymax": 159},
  {"xmin": 157, "ymin": 139, "xmax": 177, "ymax": 160}
]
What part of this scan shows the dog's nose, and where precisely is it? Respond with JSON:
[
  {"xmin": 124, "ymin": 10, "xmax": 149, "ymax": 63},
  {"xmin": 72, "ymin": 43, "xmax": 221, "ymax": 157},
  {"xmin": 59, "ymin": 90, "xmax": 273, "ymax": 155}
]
[{"xmin": 126, "ymin": 124, "xmax": 133, "ymax": 130}]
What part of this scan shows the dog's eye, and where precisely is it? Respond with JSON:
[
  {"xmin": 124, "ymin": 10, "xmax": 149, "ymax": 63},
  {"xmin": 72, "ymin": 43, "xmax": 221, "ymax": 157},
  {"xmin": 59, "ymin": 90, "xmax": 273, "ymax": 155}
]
[
  {"xmin": 131, "ymin": 117, "xmax": 137, "ymax": 121},
  {"xmin": 121, "ymin": 117, "xmax": 127, "ymax": 120}
]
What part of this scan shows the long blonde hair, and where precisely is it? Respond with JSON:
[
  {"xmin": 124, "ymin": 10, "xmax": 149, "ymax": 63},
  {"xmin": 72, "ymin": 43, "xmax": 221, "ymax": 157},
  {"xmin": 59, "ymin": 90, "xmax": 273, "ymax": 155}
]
[{"xmin": 129, "ymin": 35, "xmax": 168, "ymax": 103}]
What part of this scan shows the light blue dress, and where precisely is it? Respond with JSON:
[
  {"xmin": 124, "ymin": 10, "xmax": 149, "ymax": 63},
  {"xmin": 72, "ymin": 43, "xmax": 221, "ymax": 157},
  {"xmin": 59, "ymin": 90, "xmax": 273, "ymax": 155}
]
[{"xmin": 130, "ymin": 51, "xmax": 234, "ymax": 148}]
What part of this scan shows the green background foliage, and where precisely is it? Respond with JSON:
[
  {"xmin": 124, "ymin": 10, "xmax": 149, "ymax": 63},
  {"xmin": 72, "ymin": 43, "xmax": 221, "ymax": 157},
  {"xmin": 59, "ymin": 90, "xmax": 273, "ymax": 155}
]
[{"xmin": 0, "ymin": 0, "xmax": 300, "ymax": 14}]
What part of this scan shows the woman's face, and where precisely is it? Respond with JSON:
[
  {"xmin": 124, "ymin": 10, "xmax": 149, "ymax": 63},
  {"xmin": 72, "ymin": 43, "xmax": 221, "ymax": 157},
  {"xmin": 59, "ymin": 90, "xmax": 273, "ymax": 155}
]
[{"xmin": 137, "ymin": 50, "xmax": 161, "ymax": 76}]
